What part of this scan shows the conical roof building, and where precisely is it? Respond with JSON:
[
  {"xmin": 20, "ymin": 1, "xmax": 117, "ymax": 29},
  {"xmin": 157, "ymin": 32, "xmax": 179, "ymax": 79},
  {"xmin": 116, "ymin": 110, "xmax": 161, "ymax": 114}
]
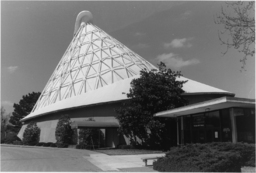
[{"xmin": 19, "ymin": 11, "xmax": 234, "ymax": 146}]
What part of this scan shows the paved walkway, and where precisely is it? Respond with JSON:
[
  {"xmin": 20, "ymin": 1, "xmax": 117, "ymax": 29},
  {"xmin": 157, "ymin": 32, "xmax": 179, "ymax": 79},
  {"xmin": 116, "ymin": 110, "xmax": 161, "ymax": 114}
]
[
  {"xmin": 87, "ymin": 153, "xmax": 165, "ymax": 171},
  {"xmin": 1, "ymin": 144, "xmax": 164, "ymax": 172}
]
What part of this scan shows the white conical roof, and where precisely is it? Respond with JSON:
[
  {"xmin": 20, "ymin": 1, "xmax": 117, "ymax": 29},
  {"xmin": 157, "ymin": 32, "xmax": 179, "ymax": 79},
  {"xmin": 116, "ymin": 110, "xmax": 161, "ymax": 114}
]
[
  {"xmin": 22, "ymin": 11, "xmax": 233, "ymax": 121},
  {"xmin": 30, "ymin": 11, "xmax": 156, "ymax": 114}
]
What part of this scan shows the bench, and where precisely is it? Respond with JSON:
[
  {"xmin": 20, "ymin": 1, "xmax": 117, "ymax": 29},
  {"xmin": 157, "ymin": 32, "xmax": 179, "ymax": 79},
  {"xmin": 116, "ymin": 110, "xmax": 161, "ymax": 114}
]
[{"xmin": 141, "ymin": 157, "xmax": 163, "ymax": 166}]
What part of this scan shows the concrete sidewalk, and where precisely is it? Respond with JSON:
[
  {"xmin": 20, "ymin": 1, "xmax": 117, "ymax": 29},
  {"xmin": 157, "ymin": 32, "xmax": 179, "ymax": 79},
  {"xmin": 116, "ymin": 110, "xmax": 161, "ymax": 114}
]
[
  {"xmin": 1, "ymin": 144, "xmax": 164, "ymax": 172},
  {"xmin": 87, "ymin": 153, "xmax": 165, "ymax": 172}
]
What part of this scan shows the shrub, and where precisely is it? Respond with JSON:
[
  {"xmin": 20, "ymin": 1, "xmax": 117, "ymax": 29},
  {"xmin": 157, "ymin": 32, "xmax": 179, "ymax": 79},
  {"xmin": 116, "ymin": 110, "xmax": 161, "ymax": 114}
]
[
  {"xmin": 36, "ymin": 142, "xmax": 45, "ymax": 146},
  {"xmin": 76, "ymin": 144, "xmax": 87, "ymax": 149},
  {"xmin": 117, "ymin": 145, "xmax": 135, "ymax": 149},
  {"xmin": 3, "ymin": 132, "xmax": 21, "ymax": 144},
  {"xmin": 153, "ymin": 143, "xmax": 243, "ymax": 172},
  {"xmin": 23, "ymin": 122, "xmax": 40, "ymax": 146},
  {"xmin": 55, "ymin": 115, "xmax": 73, "ymax": 145},
  {"xmin": 43, "ymin": 143, "xmax": 52, "ymax": 147},
  {"xmin": 208, "ymin": 142, "xmax": 255, "ymax": 167},
  {"xmin": 50, "ymin": 143, "xmax": 57, "ymax": 147},
  {"xmin": 57, "ymin": 143, "xmax": 68, "ymax": 148},
  {"xmin": 13, "ymin": 140, "xmax": 23, "ymax": 145}
]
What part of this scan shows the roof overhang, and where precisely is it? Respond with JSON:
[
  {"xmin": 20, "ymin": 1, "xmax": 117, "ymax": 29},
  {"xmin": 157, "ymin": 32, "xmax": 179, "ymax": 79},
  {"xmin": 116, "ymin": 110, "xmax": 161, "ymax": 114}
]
[
  {"xmin": 71, "ymin": 121, "xmax": 119, "ymax": 129},
  {"xmin": 154, "ymin": 97, "xmax": 255, "ymax": 118}
]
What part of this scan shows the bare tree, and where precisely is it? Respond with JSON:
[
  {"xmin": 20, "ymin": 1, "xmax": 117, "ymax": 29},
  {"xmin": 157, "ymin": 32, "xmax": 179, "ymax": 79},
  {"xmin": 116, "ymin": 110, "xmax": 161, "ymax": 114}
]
[{"xmin": 215, "ymin": 1, "xmax": 255, "ymax": 70}]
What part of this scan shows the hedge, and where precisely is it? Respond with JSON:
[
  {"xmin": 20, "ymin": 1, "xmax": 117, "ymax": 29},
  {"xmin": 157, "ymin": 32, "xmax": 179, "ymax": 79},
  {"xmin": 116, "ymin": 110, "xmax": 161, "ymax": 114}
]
[{"xmin": 153, "ymin": 142, "xmax": 255, "ymax": 172}]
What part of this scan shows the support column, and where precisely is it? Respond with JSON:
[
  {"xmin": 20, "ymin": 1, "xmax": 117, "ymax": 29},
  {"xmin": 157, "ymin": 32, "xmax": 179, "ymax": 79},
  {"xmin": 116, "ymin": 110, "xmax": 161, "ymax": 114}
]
[
  {"xmin": 181, "ymin": 117, "xmax": 184, "ymax": 145},
  {"xmin": 77, "ymin": 128, "xmax": 80, "ymax": 144},
  {"xmin": 230, "ymin": 108, "xmax": 237, "ymax": 143},
  {"xmin": 177, "ymin": 117, "xmax": 179, "ymax": 146}
]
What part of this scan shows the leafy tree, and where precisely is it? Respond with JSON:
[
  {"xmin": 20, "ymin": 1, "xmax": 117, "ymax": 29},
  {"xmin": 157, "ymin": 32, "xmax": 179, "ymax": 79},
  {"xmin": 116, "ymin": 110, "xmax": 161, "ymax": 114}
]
[
  {"xmin": 1, "ymin": 106, "xmax": 13, "ymax": 142},
  {"xmin": 9, "ymin": 92, "xmax": 41, "ymax": 130},
  {"xmin": 215, "ymin": 2, "xmax": 255, "ymax": 69},
  {"xmin": 55, "ymin": 115, "xmax": 73, "ymax": 145},
  {"xmin": 116, "ymin": 62, "xmax": 187, "ymax": 149},
  {"xmin": 23, "ymin": 121, "xmax": 40, "ymax": 145}
]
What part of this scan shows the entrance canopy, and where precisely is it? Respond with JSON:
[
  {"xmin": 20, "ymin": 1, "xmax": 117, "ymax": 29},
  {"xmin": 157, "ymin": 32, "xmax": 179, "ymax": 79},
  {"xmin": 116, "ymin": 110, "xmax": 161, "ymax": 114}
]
[
  {"xmin": 154, "ymin": 97, "xmax": 255, "ymax": 118},
  {"xmin": 71, "ymin": 121, "xmax": 119, "ymax": 129}
]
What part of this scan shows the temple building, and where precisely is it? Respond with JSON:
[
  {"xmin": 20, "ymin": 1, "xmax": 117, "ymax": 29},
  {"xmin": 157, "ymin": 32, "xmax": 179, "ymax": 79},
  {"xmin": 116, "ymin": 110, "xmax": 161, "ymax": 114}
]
[{"xmin": 18, "ymin": 11, "xmax": 255, "ymax": 147}]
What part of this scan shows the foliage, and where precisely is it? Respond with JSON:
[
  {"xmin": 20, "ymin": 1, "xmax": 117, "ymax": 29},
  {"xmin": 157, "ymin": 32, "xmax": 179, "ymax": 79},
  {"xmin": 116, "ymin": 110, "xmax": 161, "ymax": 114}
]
[
  {"xmin": 43, "ymin": 142, "xmax": 52, "ymax": 147},
  {"xmin": 50, "ymin": 143, "xmax": 57, "ymax": 147},
  {"xmin": 116, "ymin": 62, "xmax": 187, "ymax": 149},
  {"xmin": 1, "ymin": 131, "xmax": 21, "ymax": 144},
  {"xmin": 36, "ymin": 142, "xmax": 44, "ymax": 146},
  {"xmin": 208, "ymin": 142, "xmax": 255, "ymax": 167},
  {"xmin": 56, "ymin": 143, "xmax": 68, "ymax": 148},
  {"xmin": 1, "ymin": 106, "xmax": 12, "ymax": 141},
  {"xmin": 215, "ymin": 2, "xmax": 255, "ymax": 69},
  {"xmin": 153, "ymin": 143, "xmax": 255, "ymax": 172},
  {"xmin": 55, "ymin": 115, "xmax": 73, "ymax": 145},
  {"xmin": 13, "ymin": 140, "xmax": 23, "ymax": 145},
  {"xmin": 76, "ymin": 118, "xmax": 104, "ymax": 149},
  {"xmin": 9, "ymin": 92, "xmax": 41, "ymax": 130},
  {"xmin": 23, "ymin": 122, "xmax": 41, "ymax": 146}
]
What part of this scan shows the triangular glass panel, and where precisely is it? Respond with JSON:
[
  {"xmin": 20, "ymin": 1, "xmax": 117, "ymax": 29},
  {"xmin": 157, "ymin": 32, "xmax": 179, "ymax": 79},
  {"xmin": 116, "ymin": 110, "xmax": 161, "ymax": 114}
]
[
  {"xmin": 88, "ymin": 45, "xmax": 94, "ymax": 53},
  {"xmin": 73, "ymin": 59, "xmax": 81, "ymax": 69},
  {"xmin": 100, "ymin": 62, "xmax": 110, "ymax": 72},
  {"xmin": 63, "ymin": 74, "xmax": 72, "ymax": 85},
  {"xmin": 86, "ymin": 24, "xmax": 95, "ymax": 33},
  {"xmin": 87, "ymin": 66, "xmax": 97, "ymax": 77},
  {"xmin": 83, "ymin": 34, "xmax": 91, "ymax": 43},
  {"xmin": 73, "ymin": 81, "xmax": 82, "ymax": 96},
  {"xmin": 113, "ymin": 71, "xmax": 123, "ymax": 82},
  {"xmin": 114, "ymin": 57, "xmax": 124, "ymax": 65},
  {"xmin": 123, "ymin": 57, "xmax": 133, "ymax": 65},
  {"xmin": 78, "ymin": 81, "xmax": 85, "ymax": 94},
  {"xmin": 101, "ymin": 71, "xmax": 112, "ymax": 85},
  {"xmin": 94, "ymin": 50, "xmax": 101, "ymax": 61},
  {"xmin": 103, "ymin": 58, "xmax": 111, "ymax": 68},
  {"xmin": 112, "ymin": 59, "xmax": 123, "ymax": 68},
  {"xmin": 80, "ymin": 44, "xmax": 89, "ymax": 55},
  {"xmin": 49, "ymin": 91, "xmax": 58, "ymax": 104},
  {"xmin": 60, "ymin": 86, "xmax": 69, "ymax": 100},
  {"xmin": 92, "ymin": 33, "xmax": 100, "ymax": 40},
  {"xmin": 101, "ymin": 40, "xmax": 108, "ymax": 48},
  {"xmin": 92, "ymin": 53, "xmax": 100, "ymax": 62},
  {"xmin": 52, "ymin": 78, "xmax": 61, "ymax": 90},
  {"xmin": 86, "ymin": 77, "xmax": 97, "ymax": 90},
  {"xmin": 128, "ymin": 65, "xmax": 141, "ymax": 75},
  {"xmin": 81, "ymin": 26, "xmax": 86, "ymax": 35},
  {"xmin": 138, "ymin": 64, "xmax": 147, "ymax": 70},
  {"xmin": 81, "ymin": 66, "xmax": 89, "ymax": 77},
  {"xmin": 78, "ymin": 56, "xmax": 85, "ymax": 65},
  {"xmin": 83, "ymin": 53, "xmax": 93, "ymax": 65},
  {"xmin": 79, "ymin": 35, "xmax": 85, "ymax": 43},
  {"xmin": 92, "ymin": 63, "xmax": 100, "ymax": 73},
  {"xmin": 71, "ymin": 70, "xmax": 78, "ymax": 80},
  {"xmin": 92, "ymin": 40, "xmax": 101, "ymax": 50},
  {"xmin": 74, "ymin": 70, "xmax": 84, "ymax": 81},
  {"xmin": 114, "ymin": 68, "xmax": 127, "ymax": 79},
  {"xmin": 101, "ymin": 50, "xmax": 110, "ymax": 60}
]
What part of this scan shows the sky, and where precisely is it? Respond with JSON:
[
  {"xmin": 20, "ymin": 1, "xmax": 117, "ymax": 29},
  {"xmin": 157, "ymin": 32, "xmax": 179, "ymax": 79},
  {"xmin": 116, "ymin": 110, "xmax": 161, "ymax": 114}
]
[{"xmin": 1, "ymin": 1, "xmax": 255, "ymax": 114}]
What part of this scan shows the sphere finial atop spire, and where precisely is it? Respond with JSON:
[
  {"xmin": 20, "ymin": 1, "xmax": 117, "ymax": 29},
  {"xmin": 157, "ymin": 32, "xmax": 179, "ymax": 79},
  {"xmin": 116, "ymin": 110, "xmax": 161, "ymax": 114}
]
[{"xmin": 74, "ymin": 11, "xmax": 93, "ymax": 35}]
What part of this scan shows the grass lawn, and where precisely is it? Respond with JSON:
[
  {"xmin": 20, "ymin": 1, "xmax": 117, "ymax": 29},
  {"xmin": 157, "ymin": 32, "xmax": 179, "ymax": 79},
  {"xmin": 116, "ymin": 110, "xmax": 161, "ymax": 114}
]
[{"xmin": 94, "ymin": 148, "xmax": 164, "ymax": 155}]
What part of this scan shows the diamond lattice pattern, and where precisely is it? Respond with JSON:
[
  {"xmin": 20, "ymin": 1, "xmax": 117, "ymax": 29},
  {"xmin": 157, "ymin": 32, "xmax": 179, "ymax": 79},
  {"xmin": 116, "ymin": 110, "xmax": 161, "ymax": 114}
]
[{"xmin": 32, "ymin": 23, "xmax": 156, "ymax": 112}]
